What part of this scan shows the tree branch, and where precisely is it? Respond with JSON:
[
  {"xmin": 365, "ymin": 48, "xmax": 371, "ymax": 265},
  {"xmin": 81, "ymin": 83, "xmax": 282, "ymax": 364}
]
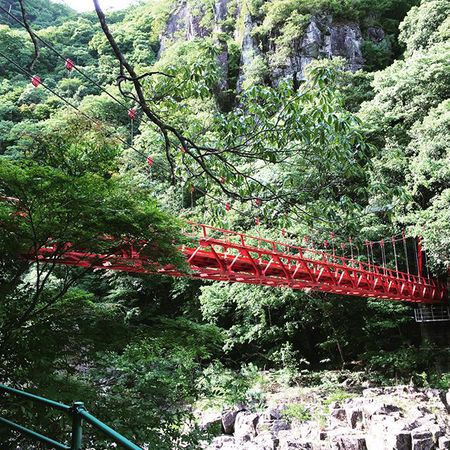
[{"xmin": 18, "ymin": 0, "xmax": 40, "ymax": 72}]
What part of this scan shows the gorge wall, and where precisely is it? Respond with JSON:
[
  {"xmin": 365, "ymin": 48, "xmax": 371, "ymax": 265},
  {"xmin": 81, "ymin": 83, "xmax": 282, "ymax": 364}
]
[{"xmin": 157, "ymin": 0, "xmax": 388, "ymax": 91}]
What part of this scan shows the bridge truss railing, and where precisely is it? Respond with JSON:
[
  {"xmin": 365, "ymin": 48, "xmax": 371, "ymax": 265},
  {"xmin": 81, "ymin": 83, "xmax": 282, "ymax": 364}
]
[{"xmin": 185, "ymin": 222, "xmax": 440, "ymax": 288}]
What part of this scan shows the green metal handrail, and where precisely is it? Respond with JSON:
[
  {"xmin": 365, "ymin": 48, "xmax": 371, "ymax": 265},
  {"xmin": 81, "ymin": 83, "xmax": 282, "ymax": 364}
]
[{"xmin": 0, "ymin": 383, "xmax": 142, "ymax": 450}]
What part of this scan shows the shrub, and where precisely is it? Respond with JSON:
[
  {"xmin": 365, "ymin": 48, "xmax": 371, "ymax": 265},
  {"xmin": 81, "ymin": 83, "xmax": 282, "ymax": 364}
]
[{"xmin": 282, "ymin": 403, "xmax": 311, "ymax": 422}]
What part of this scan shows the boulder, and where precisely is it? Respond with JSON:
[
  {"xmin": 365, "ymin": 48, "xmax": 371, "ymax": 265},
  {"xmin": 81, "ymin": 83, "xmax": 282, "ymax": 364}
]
[
  {"xmin": 328, "ymin": 430, "xmax": 367, "ymax": 450},
  {"xmin": 346, "ymin": 408, "xmax": 363, "ymax": 429},
  {"xmin": 263, "ymin": 407, "xmax": 282, "ymax": 421},
  {"xmin": 365, "ymin": 419, "xmax": 407, "ymax": 450},
  {"xmin": 253, "ymin": 431, "xmax": 279, "ymax": 450},
  {"xmin": 362, "ymin": 388, "xmax": 383, "ymax": 397},
  {"xmin": 412, "ymin": 431, "xmax": 434, "ymax": 450},
  {"xmin": 221, "ymin": 404, "xmax": 246, "ymax": 435},
  {"xmin": 424, "ymin": 389, "xmax": 441, "ymax": 401},
  {"xmin": 386, "ymin": 431, "xmax": 412, "ymax": 450},
  {"xmin": 277, "ymin": 431, "xmax": 313, "ymax": 450},
  {"xmin": 295, "ymin": 421, "xmax": 322, "ymax": 441},
  {"xmin": 362, "ymin": 402, "xmax": 400, "ymax": 421},
  {"xmin": 256, "ymin": 419, "xmax": 291, "ymax": 435},
  {"xmin": 414, "ymin": 423, "xmax": 445, "ymax": 442},
  {"xmin": 412, "ymin": 438, "xmax": 434, "ymax": 450},
  {"xmin": 329, "ymin": 408, "xmax": 347, "ymax": 427},
  {"xmin": 234, "ymin": 412, "xmax": 259, "ymax": 443},
  {"xmin": 201, "ymin": 410, "xmax": 223, "ymax": 433},
  {"xmin": 208, "ymin": 435, "xmax": 236, "ymax": 449},
  {"xmin": 222, "ymin": 409, "xmax": 239, "ymax": 435}
]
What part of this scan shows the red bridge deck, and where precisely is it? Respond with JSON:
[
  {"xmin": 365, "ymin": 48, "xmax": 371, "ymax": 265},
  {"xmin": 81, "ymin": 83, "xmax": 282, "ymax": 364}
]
[{"xmin": 34, "ymin": 223, "xmax": 447, "ymax": 304}]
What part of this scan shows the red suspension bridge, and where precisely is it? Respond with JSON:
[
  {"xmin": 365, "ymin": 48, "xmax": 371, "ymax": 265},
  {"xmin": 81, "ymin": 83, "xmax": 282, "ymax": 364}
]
[
  {"xmin": 34, "ymin": 222, "xmax": 447, "ymax": 305},
  {"xmin": 0, "ymin": 7, "xmax": 446, "ymax": 306}
]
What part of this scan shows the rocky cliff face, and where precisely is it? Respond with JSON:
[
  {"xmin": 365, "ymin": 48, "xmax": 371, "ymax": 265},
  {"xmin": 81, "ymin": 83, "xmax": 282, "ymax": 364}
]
[
  {"xmin": 200, "ymin": 385, "xmax": 450, "ymax": 450},
  {"xmin": 158, "ymin": 0, "xmax": 372, "ymax": 91},
  {"xmin": 158, "ymin": 0, "xmax": 210, "ymax": 57},
  {"xmin": 271, "ymin": 16, "xmax": 364, "ymax": 82}
]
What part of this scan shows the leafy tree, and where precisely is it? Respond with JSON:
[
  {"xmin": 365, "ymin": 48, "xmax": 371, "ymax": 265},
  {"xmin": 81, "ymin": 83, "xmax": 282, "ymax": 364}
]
[
  {"xmin": 0, "ymin": 0, "xmax": 74, "ymax": 30},
  {"xmin": 399, "ymin": 0, "xmax": 450, "ymax": 52},
  {"xmin": 0, "ymin": 24, "xmax": 33, "ymax": 76},
  {"xmin": 360, "ymin": 0, "xmax": 450, "ymax": 268}
]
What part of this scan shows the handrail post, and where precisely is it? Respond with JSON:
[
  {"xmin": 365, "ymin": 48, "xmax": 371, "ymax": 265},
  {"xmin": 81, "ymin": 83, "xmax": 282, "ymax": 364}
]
[{"xmin": 71, "ymin": 402, "xmax": 84, "ymax": 450}]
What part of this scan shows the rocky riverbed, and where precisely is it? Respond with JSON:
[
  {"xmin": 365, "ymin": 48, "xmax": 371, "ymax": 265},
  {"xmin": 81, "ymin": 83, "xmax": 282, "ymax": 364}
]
[{"xmin": 200, "ymin": 385, "xmax": 450, "ymax": 450}]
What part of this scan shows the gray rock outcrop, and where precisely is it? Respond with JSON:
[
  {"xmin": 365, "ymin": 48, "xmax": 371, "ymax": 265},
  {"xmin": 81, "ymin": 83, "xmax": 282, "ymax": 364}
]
[
  {"xmin": 158, "ymin": 1, "xmax": 369, "ymax": 92},
  {"xmin": 269, "ymin": 15, "xmax": 364, "ymax": 85},
  {"xmin": 202, "ymin": 386, "xmax": 450, "ymax": 450}
]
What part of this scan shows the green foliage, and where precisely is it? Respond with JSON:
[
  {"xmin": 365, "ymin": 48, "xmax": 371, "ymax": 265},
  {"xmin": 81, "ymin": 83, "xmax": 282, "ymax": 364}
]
[
  {"xmin": 0, "ymin": 112, "xmax": 193, "ymax": 447},
  {"xmin": 361, "ymin": 0, "xmax": 450, "ymax": 267},
  {"xmin": 199, "ymin": 362, "xmax": 265, "ymax": 408},
  {"xmin": 399, "ymin": 0, "xmax": 450, "ymax": 52},
  {"xmin": 323, "ymin": 388, "xmax": 355, "ymax": 406},
  {"xmin": 88, "ymin": 338, "xmax": 207, "ymax": 448},
  {"xmin": 0, "ymin": 159, "xmax": 183, "ymax": 264},
  {"xmin": 426, "ymin": 372, "xmax": 450, "ymax": 390},
  {"xmin": 0, "ymin": 25, "xmax": 33, "ymax": 77},
  {"xmin": 0, "ymin": 302, "xmax": 217, "ymax": 448},
  {"xmin": 240, "ymin": 51, "xmax": 270, "ymax": 89},
  {"xmin": 282, "ymin": 403, "xmax": 311, "ymax": 422},
  {"xmin": 366, "ymin": 346, "xmax": 422, "ymax": 379},
  {"xmin": 250, "ymin": 0, "xmax": 418, "ymax": 25},
  {"xmin": 361, "ymin": 38, "xmax": 393, "ymax": 72},
  {"xmin": 406, "ymin": 99, "xmax": 450, "ymax": 263},
  {"xmin": 337, "ymin": 70, "xmax": 375, "ymax": 112},
  {"xmin": 89, "ymin": 1, "xmax": 176, "ymax": 72},
  {"xmin": 0, "ymin": 0, "xmax": 74, "ymax": 30}
]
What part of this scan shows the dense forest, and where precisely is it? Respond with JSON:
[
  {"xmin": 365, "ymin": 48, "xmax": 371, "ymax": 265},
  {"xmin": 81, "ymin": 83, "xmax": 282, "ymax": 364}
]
[{"xmin": 0, "ymin": 0, "xmax": 449, "ymax": 448}]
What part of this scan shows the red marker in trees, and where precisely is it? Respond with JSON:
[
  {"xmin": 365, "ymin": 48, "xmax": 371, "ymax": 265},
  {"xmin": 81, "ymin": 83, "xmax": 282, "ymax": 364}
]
[
  {"xmin": 65, "ymin": 58, "xmax": 74, "ymax": 71},
  {"xmin": 31, "ymin": 75, "xmax": 41, "ymax": 87},
  {"xmin": 146, "ymin": 156, "xmax": 154, "ymax": 167},
  {"xmin": 128, "ymin": 108, "xmax": 136, "ymax": 120}
]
